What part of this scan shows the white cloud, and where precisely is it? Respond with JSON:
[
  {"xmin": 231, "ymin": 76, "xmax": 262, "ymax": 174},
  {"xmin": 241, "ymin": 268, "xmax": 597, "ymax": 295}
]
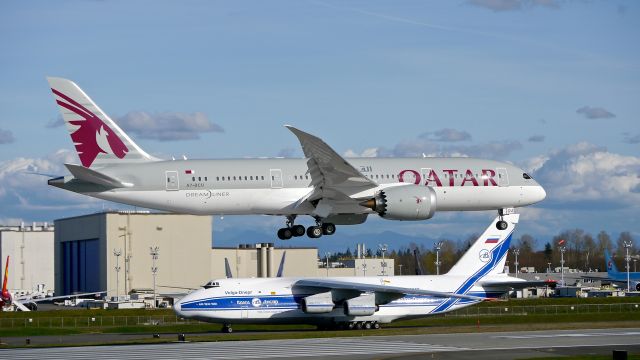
[
  {"xmin": 0, "ymin": 128, "xmax": 15, "ymax": 144},
  {"xmin": 576, "ymin": 106, "xmax": 615, "ymax": 120},
  {"xmin": 0, "ymin": 150, "xmax": 104, "ymax": 220},
  {"xmin": 527, "ymin": 135, "xmax": 545, "ymax": 142},
  {"xmin": 420, "ymin": 129, "xmax": 472, "ymax": 142},
  {"xmin": 116, "ymin": 111, "xmax": 224, "ymax": 141},
  {"xmin": 530, "ymin": 142, "xmax": 640, "ymax": 208}
]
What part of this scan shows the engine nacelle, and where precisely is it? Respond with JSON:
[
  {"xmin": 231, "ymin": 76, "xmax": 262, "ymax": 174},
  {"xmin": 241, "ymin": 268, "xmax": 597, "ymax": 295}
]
[
  {"xmin": 361, "ymin": 185, "xmax": 436, "ymax": 221},
  {"xmin": 301, "ymin": 292, "xmax": 334, "ymax": 314},
  {"xmin": 343, "ymin": 293, "xmax": 377, "ymax": 316}
]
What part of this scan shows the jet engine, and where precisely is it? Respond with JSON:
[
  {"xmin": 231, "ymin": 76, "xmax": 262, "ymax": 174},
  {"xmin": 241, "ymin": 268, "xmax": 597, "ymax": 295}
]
[
  {"xmin": 634, "ymin": 281, "xmax": 640, "ymax": 292},
  {"xmin": 301, "ymin": 292, "xmax": 334, "ymax": 314},
  {"xmin": 343, "ymin": 293, "xmax": 377, "ymax": 316},
  {"xmin": 360, "ymin": 185, "xmax": 436, "ymax": 221}
]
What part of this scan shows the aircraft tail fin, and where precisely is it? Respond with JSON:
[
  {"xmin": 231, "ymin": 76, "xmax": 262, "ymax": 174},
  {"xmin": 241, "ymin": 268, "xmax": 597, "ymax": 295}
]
[
  {"xmin": 224, "ymin": 258, "xmax": 233, "ymax": 279},
  {"xmin": 46, "ymin": 77, "xmax": 157, "ymax": 168},
  {"xmin": 1, "ymin": 256, "xmax": 11, "ymax": 306},
  {"xmin": 447, "ymin": 214, "xmax": 518, "ymax": 277},
  {"xmin": 605, "ymin": 249, "xmax": 619, "ymax": 274},
  {"xmin": 2, "ymin": 256, "xmax": 8, "ymax": 295},
  {"xmin": 277, "ymin": 251, "xmax": 287, "ymax": 277}
]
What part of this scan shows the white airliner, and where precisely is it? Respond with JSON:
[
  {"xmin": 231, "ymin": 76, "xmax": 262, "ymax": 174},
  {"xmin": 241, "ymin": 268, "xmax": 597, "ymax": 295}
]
[
  {"xmin": 46, "ymin": 78, "xmax": 546, "ymax": 239},
  {"xmin": 174, "ymin": 214, "xmax": 543, "ymax": 332},
  {"xmin": 0, "ymin": 256, "xmax": 104, "ymax": 311}
]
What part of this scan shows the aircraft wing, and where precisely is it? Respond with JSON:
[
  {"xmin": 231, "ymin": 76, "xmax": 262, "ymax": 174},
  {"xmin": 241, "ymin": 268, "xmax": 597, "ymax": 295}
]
[
  {"xmin": 16, "ymin": 291, "xmax": 106, "ymax": 303},
  {"xmin": 294, "ymin": 279, "xmax": 486, "ymax": 301},
  {"xmin": 479, "ymin": 279, "xmax": 557, "ymax": 290},
  {"xmin": 285, "ymin": 126, "xmax": 377, "ymax": 197}
]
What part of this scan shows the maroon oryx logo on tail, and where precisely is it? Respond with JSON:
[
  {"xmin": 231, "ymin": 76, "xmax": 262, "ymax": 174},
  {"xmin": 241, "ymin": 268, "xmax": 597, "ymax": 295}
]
[{"xmin": 52, "ymin": 88, "xmax": 128, "ymax": 167}]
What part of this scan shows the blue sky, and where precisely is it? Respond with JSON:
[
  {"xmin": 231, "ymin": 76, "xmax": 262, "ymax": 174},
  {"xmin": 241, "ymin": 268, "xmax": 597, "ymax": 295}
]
[{"xmin": 0, "ymin": 0, "xmax": 638, "ymax": 250}]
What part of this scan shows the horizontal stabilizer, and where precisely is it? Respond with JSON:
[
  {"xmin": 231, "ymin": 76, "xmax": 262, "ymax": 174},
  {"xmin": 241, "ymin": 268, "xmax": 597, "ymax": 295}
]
[
  {"xmin": 65, "ymin": 163, "xmax": 132, "ymax": 188},
  {"xmin": 480, "ymin": 279, "xmax": 557, "ymax": 290}
]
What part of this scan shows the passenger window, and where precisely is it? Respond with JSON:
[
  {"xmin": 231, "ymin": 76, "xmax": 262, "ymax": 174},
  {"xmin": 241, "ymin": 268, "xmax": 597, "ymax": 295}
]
[
  {"xmin": 261, "ymin": 176, "xmax": 265, "ymax": 180},
  {"xmin": 250, "ymin": 176, "xmax": 253, "ymax": 180},
  {"xmin": 244, "ymin": 176, "xmax": 247, "ymax": 180},
  {"xmin": 192, "ymin": 177, "xmax": 195, "ymax": 181},
  {"xmin": 198, "ymin": 177, "xmax": 201, "ymax": 181},
  {"xmin": 233, "ymin": 176, "xmax": 236, "ymax": 180}
]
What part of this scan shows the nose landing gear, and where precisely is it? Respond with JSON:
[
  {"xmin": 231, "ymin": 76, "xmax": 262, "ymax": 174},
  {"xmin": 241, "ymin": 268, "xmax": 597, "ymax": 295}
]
[{"xmin": 496, "ymin": 208, "xmax": 512, "ymax": 230}]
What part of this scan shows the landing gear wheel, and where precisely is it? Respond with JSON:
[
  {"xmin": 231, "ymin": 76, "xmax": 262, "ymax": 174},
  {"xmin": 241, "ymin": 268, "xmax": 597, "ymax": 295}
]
[
  {"xmin": 307, "ymin": 226, "xmax": 323, "ymax": 238},
  {"xmin": 321, "ymin": 223, "xmax": 336, "ymax": 236},
  {"xmin": 347, "ymin": 322, "xmax": 355, "ymax": 330},
  {"xmin": 373, "ymin": 322, "xmax": 380, "ymax": 329},
  {"xmin": 355, "ymin": 322, "xmax": 364, "ymax": 330},
  {"xmin": 277, "ymin": 228, "xmax": 293, "ymax": 240},
  {"xmin": 364, "ymin": 322, "xmax": 372, "ymax": 330},
  {"xmin": 496, "ymin": 220, "xmax": 508, "ymax": 230},
  {"xmin": 222, "ymin": 324, "xmax": 233, "ymax": 333},
  {"xmin": 292, "ymin": 224, "xmax": 306, "ymax": 237}
]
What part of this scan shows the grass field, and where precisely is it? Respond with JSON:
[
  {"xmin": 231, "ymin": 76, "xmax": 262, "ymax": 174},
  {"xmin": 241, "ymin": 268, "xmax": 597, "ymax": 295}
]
[{"xmin": 1, "ymin": 296, "xmax": 639, "ymax": 341}]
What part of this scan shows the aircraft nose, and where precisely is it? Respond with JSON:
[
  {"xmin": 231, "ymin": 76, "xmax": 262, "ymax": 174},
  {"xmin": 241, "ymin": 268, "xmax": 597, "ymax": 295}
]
[{"xmin": 532, "ymin": 185, "xmax": 546, "ymax": 203}]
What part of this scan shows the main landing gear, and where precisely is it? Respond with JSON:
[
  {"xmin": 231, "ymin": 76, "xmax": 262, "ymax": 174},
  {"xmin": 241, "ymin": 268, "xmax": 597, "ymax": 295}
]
[
  {"xmin": 318, "ymin": 321, "xmax": 380, "ymax": 330},
  {"xmin": 277, "ymin": 216, "xmax": 336, "ymax": 240},
  {"xmin": 496, "ymin": 209, "xmax": 509, "ymax": 230},
  {"xmin": 221, "ymin": 324, "xmax": 233, "ymax": 333}
]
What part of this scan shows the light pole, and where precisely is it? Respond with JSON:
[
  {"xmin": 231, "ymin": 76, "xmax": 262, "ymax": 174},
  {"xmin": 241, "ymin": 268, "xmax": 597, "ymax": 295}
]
[
  {"xmin": 113, "ymin": 249, "xmax": 122, "ymax": 300},
  {"xmin": 547, "ymin": 262, "xmax": 552, "ymax": 274},
  {"xmin": 325, "ymin": 252, "xmax": 331, "ymax": 277},
  {"xmin": 434, "ymin": 241, "xmax": 443, "ymax": 275},
  {"xmin": 513, "ymin": 249, "xmax": 520, "ymax": 278},
  {"xmin": 378, "ymin": 244, "xmax": 388, "ymax": 276},
  {"xmin": 150, "ymin": 246, "xmax": 159, "ymax": 308},
  {"xmin": 560, "ymin": 246, "xmax": 566, "ymax": 286},
  {"xmin": 623, "ymin": 241, "xmax": 633, "ymax": 292},
  {"xmin": 634, "ymin": 259, "xmax": 637, "ymax": 273},
  {"xmin": 398, "ymin": 264, "xmax": 403, "ymax": 276},
  {"xmin": 361, "ymin": 263, "xmax": 367, "ymax": 277}
]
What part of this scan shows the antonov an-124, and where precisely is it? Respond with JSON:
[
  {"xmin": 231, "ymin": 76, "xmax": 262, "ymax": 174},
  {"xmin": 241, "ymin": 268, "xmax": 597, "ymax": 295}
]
[
  {"xmin": 174, "ymin": 214, "xmax": 553, "ymax": 332},
  {"xmin": 46, "ymin": 78, "xmax": 546, "ymax": 239}
]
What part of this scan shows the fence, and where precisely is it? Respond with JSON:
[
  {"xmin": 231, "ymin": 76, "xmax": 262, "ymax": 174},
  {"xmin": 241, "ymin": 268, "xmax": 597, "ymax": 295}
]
[
  {"xmin": 1, "ymin": 303, "xmax": 639, "ymax": 328},
  {"xmin": 444, "ymin": 302, "xmax": 640, "ymax": 317}
]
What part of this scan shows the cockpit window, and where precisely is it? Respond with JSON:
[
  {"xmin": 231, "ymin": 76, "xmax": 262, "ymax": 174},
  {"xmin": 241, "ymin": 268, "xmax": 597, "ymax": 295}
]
[
  {"xmin": 203, "ymin": 281, "xmax": 220, "ymax": 289},
  {"xmin": 523, "ymin": 173, "xmax": 532, "ymax": 180}
]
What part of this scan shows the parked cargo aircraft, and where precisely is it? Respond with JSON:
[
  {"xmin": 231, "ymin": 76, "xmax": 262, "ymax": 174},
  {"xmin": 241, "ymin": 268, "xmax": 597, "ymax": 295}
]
[
  {"xmin": 174, "ymin": 214, "xmax": 541, "ymax": 332},
  {"xmin": 0, "ymin": 256, "xmax": 105, "ymax": 311},
  {"xmin": 604, "ymin": 250, "xmax": 640, "ymax": 291},
  {"xmin": 46, "ymin": 77, "xmax": 546, "ymax": 239}
]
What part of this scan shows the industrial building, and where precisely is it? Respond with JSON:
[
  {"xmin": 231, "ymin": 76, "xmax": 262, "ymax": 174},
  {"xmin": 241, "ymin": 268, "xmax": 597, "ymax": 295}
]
[
  {"xmin": 0, "ymin": 223, "xmax": 54, "ymax": 294},
  {"xmin": 54, "ymin": 211, "xmax": 212, "ymax": 298}
]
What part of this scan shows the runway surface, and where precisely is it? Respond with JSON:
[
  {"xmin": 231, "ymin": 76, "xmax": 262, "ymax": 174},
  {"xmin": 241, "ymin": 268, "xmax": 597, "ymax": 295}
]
[{"xmin": 2, "ymin": 328, "xmax": 639, "ymax": 359}]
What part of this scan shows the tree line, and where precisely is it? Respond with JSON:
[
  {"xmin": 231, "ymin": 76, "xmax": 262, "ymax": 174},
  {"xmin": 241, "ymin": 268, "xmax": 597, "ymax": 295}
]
[{"xmin": 329, "ymin": 230, "xmax": 637, "ymax": 275}]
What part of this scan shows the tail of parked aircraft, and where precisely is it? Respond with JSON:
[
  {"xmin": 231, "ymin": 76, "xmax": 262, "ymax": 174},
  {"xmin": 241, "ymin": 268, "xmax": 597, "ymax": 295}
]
[
  {"xmin": 447, "ymin": 214, "xmax": 518, "ymax": 277},
  {"xmin": 46, "ymin": 77, "xmax": 157, "ymax": 168},
  {"xmin": 1, "ymin": 256, "xmax": 11, "ymax": 307},
  {"xmin": 604, "ymin": 249, "xmax": 620, "ymax": 275}
]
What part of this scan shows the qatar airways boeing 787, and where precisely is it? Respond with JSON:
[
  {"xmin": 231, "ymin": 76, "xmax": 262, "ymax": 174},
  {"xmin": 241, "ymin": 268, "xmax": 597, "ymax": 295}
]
[{"xmin": 46, "ymin": 77, "xmax": 545, "ymax": 239}]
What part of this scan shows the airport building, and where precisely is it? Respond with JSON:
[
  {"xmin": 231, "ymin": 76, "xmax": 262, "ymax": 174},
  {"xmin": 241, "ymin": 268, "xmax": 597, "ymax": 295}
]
[
  {"xmin": 0, "ymin": 223, "xmax": 55, "ymax": 294},
  {"xmin": 54, "ymin": 212, "xmax": 212, "ymax": 298}
]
